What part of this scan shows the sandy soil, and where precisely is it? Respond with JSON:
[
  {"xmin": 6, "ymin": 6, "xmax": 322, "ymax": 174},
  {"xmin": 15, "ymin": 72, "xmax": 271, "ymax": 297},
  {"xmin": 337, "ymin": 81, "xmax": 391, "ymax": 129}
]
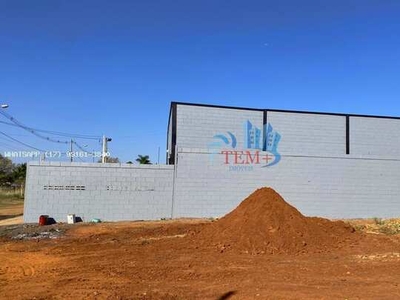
[
  {"xmin": 1, "ymin": 219, "xmax": 400, "ymax": 300},
  {"xmin": 0, "ymin": 203, "xmax": 23, "ymax": 226}
]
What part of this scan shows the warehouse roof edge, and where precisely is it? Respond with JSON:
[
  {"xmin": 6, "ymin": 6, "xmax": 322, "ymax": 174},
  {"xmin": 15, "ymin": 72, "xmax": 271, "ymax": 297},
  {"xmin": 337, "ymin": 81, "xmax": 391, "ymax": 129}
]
[{"xmin": 170, "ymin": 101, "xmax": 400, "ymax": 120}]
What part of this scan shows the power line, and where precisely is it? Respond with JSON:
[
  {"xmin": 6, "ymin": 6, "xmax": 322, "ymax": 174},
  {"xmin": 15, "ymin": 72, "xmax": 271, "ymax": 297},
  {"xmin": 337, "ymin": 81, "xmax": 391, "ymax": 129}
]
[
  {"xmin": 73, "ymin": 140, "xmax": 92, "ymax": 153},
  {"xmin": 0, "ymin": 137, "xmax": 29, "ymax": 150},
  {"xmin": 0, "ymin": 110, "xmax": 104, "ymax": 160},
  {"xmin": 0, "ymin": 112, "xmax": 101, "ymax": 142},
  {"xmin": 0, "ymin": 141, "xmax": 21, "ymax": 152},
  {"xmin": 34, "ymin": 127, "xmax": 101, "ymax": 140},
  {"xmin": 0, "ymin": 130, "xmax": 31, "ymax": 137},
  {"xmin": 0, "ymin": 132, "xmax": 93, "ymax": 163},
  {"xmin": 0, "ymin": 111, "xmax": 69, "ymax": 144},
  {"xmin": 0, "ymin": 119, "xmax": 101, "ymax": 140},
  {"xmin": 0, "ymin": 129, "xmax": 96, "ymax": 159},
  {"xmin": 0, "ymin": 131, "xmax": 46, "ymax": 152},
  {"xmin": 0, "ymin": 136, "xmax": 35, "ymax": 152},
  {"xmin": 0, "ymin": 135, "xmax": 63, "ymax": 154}
]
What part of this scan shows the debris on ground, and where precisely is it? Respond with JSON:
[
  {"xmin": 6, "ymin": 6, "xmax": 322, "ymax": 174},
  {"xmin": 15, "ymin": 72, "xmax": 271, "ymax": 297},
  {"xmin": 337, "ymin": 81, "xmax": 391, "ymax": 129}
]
[
  {"xmin": 11, "ymin": 228, "xmax": 63, "ymax": 240},
  {"xmin": 0, "ymin": 223, "xmax": 71, "ymax": 240}
]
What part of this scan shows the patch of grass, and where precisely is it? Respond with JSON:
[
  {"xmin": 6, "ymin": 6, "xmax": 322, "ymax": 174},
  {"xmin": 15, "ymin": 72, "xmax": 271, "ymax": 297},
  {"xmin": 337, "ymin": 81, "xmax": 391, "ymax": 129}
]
[
  {"xmin": 348, "ymin": 218, "xmax": 400, "ymax": 235},
  {"xmin": 378, "ymin": 227, "xmax": 397, "ymax": 235},
  {"xmin": 377, "ymin": 221, "xmax": 400, "ymax": 235},
  {"xmin": 0, "ymin": 191, "xmax": 24, "ymax": 208},
  {"xmin": 352, "ymin": 224, "xmax": 366, "ymax": 232},
  {"xmin": 373, "ymin": 217, "xmax": 385, "ymax": 226},
  {"xmin": 0, "ymin": 193, "xmax": 23, "ymax": 200}
]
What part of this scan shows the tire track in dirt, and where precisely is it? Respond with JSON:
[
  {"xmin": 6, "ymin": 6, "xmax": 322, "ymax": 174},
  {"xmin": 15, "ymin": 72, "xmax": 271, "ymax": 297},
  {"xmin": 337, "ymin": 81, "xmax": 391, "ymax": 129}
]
[
  {"xmin": 0, "ymin": 260, "xmax": 35, "ymax": 278},
  {"xmin": 0, "ymin": 264, "xmax": 35, "ymax": 283}
]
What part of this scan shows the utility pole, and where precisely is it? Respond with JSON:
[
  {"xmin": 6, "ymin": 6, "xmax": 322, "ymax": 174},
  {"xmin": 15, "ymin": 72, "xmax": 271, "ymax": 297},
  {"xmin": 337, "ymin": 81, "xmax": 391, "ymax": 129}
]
[
  {"xmin": 40, "ymin": 152, "xmax": 45, "ymax": 163},
  {"xmin": 70, "ymin": 139, "xmax": 73, "ymax": 162},
  {"xmin": 101, "ymin": 135, "xmax": 112, "ymax": 163},
  {"xmin": 102, "ymin": 136, "xmax": 106, "ymax": 163}
]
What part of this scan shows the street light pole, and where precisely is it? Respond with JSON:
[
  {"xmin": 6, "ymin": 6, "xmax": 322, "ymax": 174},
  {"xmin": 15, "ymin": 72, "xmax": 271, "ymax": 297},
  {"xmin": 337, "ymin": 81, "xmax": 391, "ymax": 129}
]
[{"xmin": 70, "ymin": 139, "xmax": 73, "ymax": 162}]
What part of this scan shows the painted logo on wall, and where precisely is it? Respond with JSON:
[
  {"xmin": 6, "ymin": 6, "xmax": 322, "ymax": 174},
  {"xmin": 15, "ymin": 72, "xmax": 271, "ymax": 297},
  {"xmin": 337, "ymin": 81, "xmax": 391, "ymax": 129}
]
[{"xmin": 208, "ymin": 120, "xmax": 281, "ymax": 171}]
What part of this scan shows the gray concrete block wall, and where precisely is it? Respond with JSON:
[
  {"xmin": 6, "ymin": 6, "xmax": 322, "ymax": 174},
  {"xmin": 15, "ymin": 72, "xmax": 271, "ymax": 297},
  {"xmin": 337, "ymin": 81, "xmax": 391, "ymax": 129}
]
[
  {"xmin": 176, "ymin": 105, "xmax": 348, "ymax": 156},
  {"xmin": 174, "ymin": 104, "xmax": 400, "ymax": 158},
  {"xmin": 167, "ymin": 112, "xmax": 173, "ymax": 162},
  {"xmin": 176, "ymin": 105, "xmax": 263, "ymax": 149},
  {"xmin": 24, "ymin": 162, "xmax": 174, "ymax": 223},
  {"xmin": 173, "ymin": 148, "xmax": 400, "ymax": 219},
  {"xmin": 267, "ymin": 112, "xmax": 347, "ymax": 155},
  {"xmin": 24, "ymin": 105, "xmax": 400, "ymax": 222},
  {"xmin": 350, "ymin": 116, "xmax": 400, "ymax": 157}
]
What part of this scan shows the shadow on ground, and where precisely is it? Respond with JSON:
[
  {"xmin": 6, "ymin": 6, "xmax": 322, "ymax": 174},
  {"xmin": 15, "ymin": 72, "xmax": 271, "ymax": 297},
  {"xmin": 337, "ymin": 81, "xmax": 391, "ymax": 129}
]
[
  {"xmin": 0, "ymin": 214, "xmax": 23, "ymax": 221},
  {"xmin": 217, "ymin": 291, "xmax": 237, "ymax": 300}
]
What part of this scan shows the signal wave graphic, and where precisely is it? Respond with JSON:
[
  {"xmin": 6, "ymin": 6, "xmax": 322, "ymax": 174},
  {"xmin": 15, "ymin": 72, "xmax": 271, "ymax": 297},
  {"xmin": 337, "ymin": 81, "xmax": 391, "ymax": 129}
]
[{"xmin": 208, "ymin": 132, "xmax": 237, "ymax": 163}]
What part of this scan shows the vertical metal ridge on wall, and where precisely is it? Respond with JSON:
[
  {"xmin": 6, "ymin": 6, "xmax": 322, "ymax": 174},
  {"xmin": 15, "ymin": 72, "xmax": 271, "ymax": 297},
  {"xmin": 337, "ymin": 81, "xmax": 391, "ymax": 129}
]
[
  {"xmin": 169, "ymin": 103, "xmax": 177, "ymax": 165},
  {"xmin": 166, "ymin": 108, "xmax": 171, "ymax": 164},
  {"xmin": 346, "ymin": 115, "xmax": 350, "ymax": 155},
  {"xmin": 263, "ymin": 110, "xmax": 268, "ymax": 151}
]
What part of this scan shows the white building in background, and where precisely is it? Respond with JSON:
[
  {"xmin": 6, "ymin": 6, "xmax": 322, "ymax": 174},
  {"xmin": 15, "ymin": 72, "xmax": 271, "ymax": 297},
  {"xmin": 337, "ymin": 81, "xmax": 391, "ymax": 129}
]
[{"xmin": 24, "ymin": 102, "xmax": 400, "ymax": 223}]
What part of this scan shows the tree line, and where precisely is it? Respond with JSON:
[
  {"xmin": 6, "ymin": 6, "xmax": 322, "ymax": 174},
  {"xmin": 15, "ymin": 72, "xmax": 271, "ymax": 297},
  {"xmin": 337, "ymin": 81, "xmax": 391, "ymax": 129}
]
[
  {"xmin": 0, "ymin": 154, "xmax": 27, "ymax": 187},
  {"xmin": 99, "ymin": 155, "xmax": 152, "ymax": 164}
]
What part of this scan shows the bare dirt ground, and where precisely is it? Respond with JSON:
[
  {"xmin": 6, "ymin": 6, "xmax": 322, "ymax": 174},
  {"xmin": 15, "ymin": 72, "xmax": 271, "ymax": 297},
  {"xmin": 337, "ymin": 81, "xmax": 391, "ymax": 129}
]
[
  {"xmin": 0, "ymin": 195, "xmax": 24, "ymax": 226},
  {"xmin": 1, "ymin": 219, "xmax": 400, "ymax": 300},
  {"xmin": 1, "ymin": 190, "xmax": 400, "ymax": 300},
  {"xmin": 0, "ymin": 203, "xmax": 23, "ymax": 226}
]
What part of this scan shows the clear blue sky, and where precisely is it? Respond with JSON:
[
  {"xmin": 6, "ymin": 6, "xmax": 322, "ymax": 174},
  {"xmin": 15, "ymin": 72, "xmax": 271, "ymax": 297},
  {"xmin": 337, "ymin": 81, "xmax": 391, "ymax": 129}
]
[{"xmin": 1, "ymin": 0, "xmax": 400, "ymax": 164}]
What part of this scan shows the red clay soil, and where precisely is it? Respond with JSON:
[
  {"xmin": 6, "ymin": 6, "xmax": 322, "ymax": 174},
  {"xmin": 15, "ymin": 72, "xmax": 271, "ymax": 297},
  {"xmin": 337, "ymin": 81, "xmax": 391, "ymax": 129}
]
[
  {"xmin": 2, "ymin": 216, "xmax": 400, "ymax": 298},
  {"xmin": 196, "ymin": 187, "xmax": 361, "ymax": 254}
]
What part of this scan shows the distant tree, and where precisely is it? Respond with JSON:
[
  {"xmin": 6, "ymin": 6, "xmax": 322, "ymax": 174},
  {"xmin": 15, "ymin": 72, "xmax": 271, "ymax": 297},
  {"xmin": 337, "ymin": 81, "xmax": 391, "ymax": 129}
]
[
  {"xmin": 0, "ymin": 154, "xmax": 13, "ymax": 186},
  {"xmin": 106, "ymin": 157, "xmax": 120, "ymax": 163},
  {"xmin": 97, "ymin": 157, "xmax": 120, "ymax": 163},
  {"xmin": 136, "ymin": 155, "xmax": 151, "ymax": 165},
  {"xmin": 126, "ymin": 161, "xmax": 133, "ymax": 164},
  {"xmin": 12, "ymin": 163, "xmax": 26, "ymax": 185},
  {"xmin": 0, "ymin": 156, "xmax": 26, "ymax": 187}
]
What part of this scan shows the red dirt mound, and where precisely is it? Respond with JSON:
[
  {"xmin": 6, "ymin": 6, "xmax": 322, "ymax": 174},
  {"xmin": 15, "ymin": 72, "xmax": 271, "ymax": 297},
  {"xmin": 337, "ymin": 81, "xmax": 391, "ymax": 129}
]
[{"xmin": 196, "ymin": 187, "xmax": 360, "ymax": 254}]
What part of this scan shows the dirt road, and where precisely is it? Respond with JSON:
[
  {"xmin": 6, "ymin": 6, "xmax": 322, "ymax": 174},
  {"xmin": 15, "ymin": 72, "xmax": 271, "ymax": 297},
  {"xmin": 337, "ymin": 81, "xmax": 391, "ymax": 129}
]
[{"xmin": 0, "ymin": 203, "xmax": 23, "ymax": 226}]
